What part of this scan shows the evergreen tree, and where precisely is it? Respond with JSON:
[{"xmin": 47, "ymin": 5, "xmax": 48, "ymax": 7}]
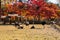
[{"xmin": 19, "ymin": 0, "xmax": 22, "ymax": 2}]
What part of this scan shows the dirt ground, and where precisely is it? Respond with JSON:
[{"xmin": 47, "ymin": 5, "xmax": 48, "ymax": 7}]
[{"xmin": 0, "ymin": 24, "xmax": 60, "ymax": 40}]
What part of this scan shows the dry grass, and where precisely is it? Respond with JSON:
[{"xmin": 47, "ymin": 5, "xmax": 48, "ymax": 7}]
[{"xmin": 0, "ymin": 24, "xmax": 60, "ymax": 40}]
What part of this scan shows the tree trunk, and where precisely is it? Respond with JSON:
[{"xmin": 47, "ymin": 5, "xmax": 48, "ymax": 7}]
[
  {"xmin": 0, "ymin": 0, "xmax": 1, "ymax": 10},
  {"xmin": 0, "ymin": 0, "xmax": 1, "ymax": 16}
]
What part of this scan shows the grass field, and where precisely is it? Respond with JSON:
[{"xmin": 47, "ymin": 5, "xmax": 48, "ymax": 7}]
[{"xmin": 0, "ymin": 24, "xmax": 60, "ymax": 40}]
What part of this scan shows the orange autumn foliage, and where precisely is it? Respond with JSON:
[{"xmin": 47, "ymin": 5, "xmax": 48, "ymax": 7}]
[{"xmin": 2, "ymin": 1, "xmax": 60, "ymax": 20}]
